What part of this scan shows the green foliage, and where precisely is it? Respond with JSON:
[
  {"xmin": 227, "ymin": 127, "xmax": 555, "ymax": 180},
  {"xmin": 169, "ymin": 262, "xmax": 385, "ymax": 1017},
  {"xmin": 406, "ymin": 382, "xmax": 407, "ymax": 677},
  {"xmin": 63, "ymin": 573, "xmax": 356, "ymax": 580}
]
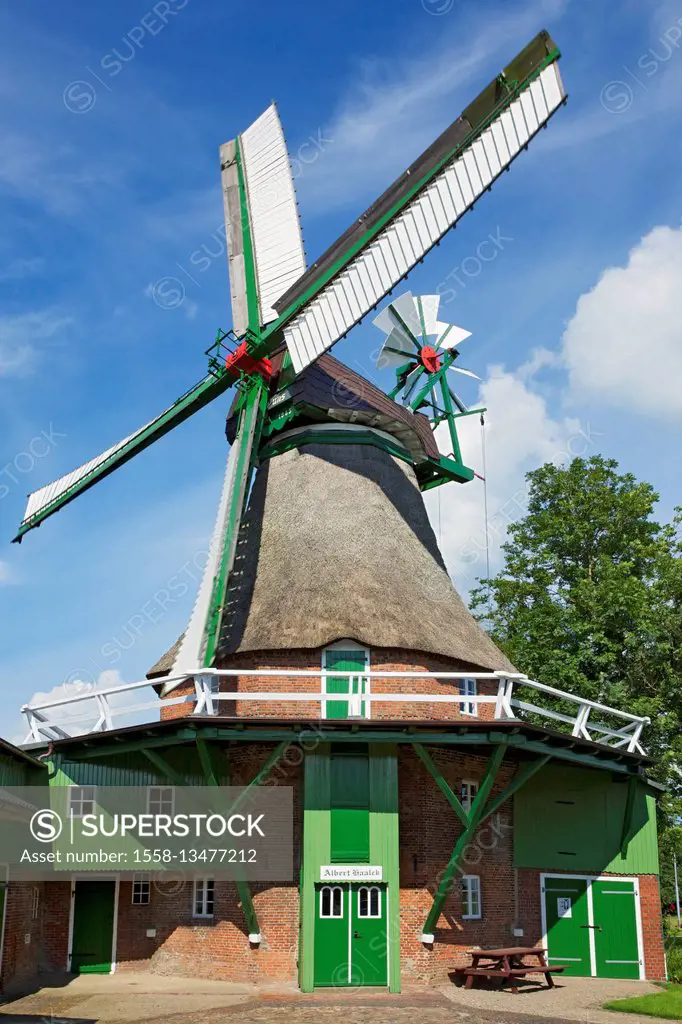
[
  {"xmin": 604, "ymin": 985, "xmax": 682, "ymax": 1019},
  {"xmin": 668, "ymin": 944, "xmax": 682, "ymax": 984},
  {"xmin": 470, "ymin": 455, "xmax": 682, "ymax": 834}
]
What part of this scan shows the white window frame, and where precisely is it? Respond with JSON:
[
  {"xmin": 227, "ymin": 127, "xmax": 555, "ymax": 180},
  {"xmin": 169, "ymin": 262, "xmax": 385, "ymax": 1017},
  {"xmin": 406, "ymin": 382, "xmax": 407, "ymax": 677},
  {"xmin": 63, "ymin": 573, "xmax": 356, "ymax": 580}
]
[
  {"xmin": 146, "ymin": 785, "xmax": 175, "ymax": 817},
  {"xmin": 321, "ymin": 640, "xmax": 370, "ymax": 720},
  {"xmin": 132, "ymin": 874, "xmax": 151, "ymax": 906},
  {"xmin": 460, "ymin": 678, "xmax": 478, "ymax": 717},
  {"xmin": 357, "ymin": 885, "xmax": 382, "ymax": 919},
  {"xmin": 68, "ymin": 785, "xmax": 97, "ymax": 818},
  {"xmin": 192, "ymin": 877, "xmax": 215, "ymax": 918},
  {"xmin": 460, "ymin": 779, "xmax": 479, "ymax": 814},
  {"xmin": 319, "ymin": 885, "xmax": 344, "ymax": 919},
  {"xmin": 461, "ymin": 875, "xmax": 482, "ymax": 919}
]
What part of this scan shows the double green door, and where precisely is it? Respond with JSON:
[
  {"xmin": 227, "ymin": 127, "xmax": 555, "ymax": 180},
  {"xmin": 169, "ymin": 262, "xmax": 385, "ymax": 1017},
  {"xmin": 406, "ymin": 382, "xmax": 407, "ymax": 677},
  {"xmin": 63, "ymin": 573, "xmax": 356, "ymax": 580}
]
[
  {"xmin": 543, "ymin": 876, "xmax": 641, "ymax": 979},
  {"xmin": 71, "ymin": 880, "xmax": 116, "ymax": 973},
  {"xmin": 313, "ymin": 883, "xmax": 387, "ymax": 987}
]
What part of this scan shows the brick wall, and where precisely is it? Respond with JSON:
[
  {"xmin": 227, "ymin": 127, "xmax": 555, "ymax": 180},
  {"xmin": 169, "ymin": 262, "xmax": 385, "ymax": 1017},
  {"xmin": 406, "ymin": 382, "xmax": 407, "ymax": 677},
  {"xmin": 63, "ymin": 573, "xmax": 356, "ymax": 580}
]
[
  {"xmin": 398, "ymin": 747, "xmax": 517, "ymax": 985},
  {"xmin": 0, "ymin": 883, "xmax": 44, "ymax": 991},
  {"xmin": 159, "ymin": 646, "xmax": 499, "ymax": 722},
  {"xmin": 114, "ymin": 743, "xmax": 302, "ymax": 983}
]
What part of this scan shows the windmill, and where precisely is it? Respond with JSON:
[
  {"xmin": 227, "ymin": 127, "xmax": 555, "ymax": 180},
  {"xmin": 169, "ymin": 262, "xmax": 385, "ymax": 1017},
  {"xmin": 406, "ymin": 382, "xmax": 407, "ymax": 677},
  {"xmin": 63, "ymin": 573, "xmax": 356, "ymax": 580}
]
[
  {"xmin": 373, "ymin": 290, "xmax": 481, "ymax": 468},
  {"xmin": 14, "ymin": 31, "xmax": 566, "ymax": 684}
]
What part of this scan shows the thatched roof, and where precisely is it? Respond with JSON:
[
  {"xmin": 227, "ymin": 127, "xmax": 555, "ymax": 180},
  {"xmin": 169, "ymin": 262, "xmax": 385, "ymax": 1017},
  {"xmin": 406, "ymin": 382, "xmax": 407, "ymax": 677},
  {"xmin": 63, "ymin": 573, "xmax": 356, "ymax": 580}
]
[
  {"xmin": 215, "ymin": 440, "xmax": 514, "ymax": 671},
  {"xmin": 147, "ymin": 634, "xmax": 183, "ymax": 679}
]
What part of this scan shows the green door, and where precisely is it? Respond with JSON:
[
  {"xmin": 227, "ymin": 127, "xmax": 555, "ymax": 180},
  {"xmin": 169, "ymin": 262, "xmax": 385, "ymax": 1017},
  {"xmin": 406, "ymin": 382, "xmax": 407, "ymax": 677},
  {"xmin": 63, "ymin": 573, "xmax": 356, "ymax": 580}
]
[
  {"xmin": 71, "ymin": 880, "xmax": 116, "ymax": 974},
  {"xmin": 313, "ymin": 883, "xmax": 388, "ymax": 987},
  {"xmin": 314, "ymin": 884, "xmax": 349, "ymax": 987},
  {"xmin": 593, "ymin": 879, "xmax": 641, "ymax": 979},
  {"xmin": 543, "ymin": 876, "xmax": 592, "ymax": 976},
  {"xmin": 350, "ymin": 884, "xmax": 388, "ymax": 987},
  {"xmin": 324, "ymin": 649, "xmax": 367, "ymax": 719}
]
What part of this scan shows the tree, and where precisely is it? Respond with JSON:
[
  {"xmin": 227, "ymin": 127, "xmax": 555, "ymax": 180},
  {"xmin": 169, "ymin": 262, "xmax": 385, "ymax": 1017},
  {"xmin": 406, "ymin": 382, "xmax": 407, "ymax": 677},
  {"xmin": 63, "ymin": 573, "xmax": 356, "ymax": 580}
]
[{"xmin": 470, "ymin": 456, "xmax": 682, "ymax": 816}]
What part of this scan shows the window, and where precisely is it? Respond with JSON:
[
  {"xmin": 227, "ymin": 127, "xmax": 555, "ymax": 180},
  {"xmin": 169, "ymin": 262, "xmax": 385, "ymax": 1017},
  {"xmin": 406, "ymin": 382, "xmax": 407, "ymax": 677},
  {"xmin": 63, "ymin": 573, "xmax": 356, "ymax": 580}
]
[
  {"xmin": 31, "ymin": 886, "xmax": 40, "ymax": 920},
  {"xmin": 68, "ymin": 786, "xmax": 96, "ymax": 817},
  {"xmin": 357, "ymin": 886, "xmax": 381, "ymax": 919},
  {"xmin": 319, "ymin": 885, "xmax": 343, "ymax": 919},
  {"xmin": 461, "ymin": 875, "xmax": 482, "ymax": 919},
  {"xmin": 193, "ymin": 878, "xmax": 215, "ymax": 918},
  {"xmin": 132, "ymin": 875, "xmax": 151, "ymax": 905},
  {"xmin": 147, "ymin": 786, "xmax": 174, "ymax": 816},
  {"xmin": 460, "ymin": 780, "xmax": 479, "ymax": 813},
  {"xmin": 322, "ymin": 640, "xmax": 370, "ymax": 720},
  {"xmin": 459, "ymin": 678, "xmax": 478, "ymax": 717}
]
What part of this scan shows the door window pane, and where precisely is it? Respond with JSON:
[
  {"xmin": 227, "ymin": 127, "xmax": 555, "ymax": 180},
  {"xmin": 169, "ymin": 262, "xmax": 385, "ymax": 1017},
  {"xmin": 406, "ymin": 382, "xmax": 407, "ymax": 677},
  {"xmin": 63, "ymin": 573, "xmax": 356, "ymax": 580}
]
[
  {"xmin": 357, "ymin": 886, "xmax": 382, "ymax": 919},
  {"xmin": 319, "ymin": 885, "xmax": 344, "ymax": 919}
]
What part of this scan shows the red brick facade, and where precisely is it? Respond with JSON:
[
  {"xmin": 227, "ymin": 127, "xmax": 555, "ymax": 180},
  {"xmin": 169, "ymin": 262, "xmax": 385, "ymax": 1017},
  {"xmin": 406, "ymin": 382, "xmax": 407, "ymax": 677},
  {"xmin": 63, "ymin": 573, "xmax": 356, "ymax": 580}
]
[
  {"xmin": 0, "ymin": 883, "xmax": 43, "ymax": 992},
  {"xmin": 27, "ymin": 745, "xmax": 664, "ymax": 988},
  {"xmin": 159, "ymin": 646, "xmax": 499, "ymax": 722}
]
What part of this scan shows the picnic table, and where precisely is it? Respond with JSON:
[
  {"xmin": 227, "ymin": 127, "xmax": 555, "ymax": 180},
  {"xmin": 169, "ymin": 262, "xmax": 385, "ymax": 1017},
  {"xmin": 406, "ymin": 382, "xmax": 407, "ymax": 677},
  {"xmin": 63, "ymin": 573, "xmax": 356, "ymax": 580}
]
[{"xmin": 456, "ymin": 946, "xmax": 565, "ymax": 993}]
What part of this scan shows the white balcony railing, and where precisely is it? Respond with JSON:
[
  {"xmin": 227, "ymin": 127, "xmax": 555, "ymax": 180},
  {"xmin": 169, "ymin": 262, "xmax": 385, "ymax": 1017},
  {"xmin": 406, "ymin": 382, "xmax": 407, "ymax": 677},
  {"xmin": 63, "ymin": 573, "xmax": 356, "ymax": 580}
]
[{"xmin": 20, "ymin": 669, "xmax": 649, "ymax": 755}]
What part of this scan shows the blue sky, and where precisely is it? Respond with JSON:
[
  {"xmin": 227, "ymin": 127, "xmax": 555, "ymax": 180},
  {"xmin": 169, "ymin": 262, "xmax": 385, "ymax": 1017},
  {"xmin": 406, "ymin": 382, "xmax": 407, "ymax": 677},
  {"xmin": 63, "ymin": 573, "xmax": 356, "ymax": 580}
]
[{"xmin": 1, "ymin": 0, "xmax": 682, "ymax": 741}]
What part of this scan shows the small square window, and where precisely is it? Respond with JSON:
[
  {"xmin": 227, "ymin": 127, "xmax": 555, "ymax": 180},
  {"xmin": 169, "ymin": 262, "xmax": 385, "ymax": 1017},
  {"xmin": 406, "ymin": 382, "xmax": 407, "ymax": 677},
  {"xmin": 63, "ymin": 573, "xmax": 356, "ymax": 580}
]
[
  {"xmin": 461, "ymin": 875, "xmax": 482, "ymax": 919},
  {"xmin": 459, "ymin": 679, "xmax": 478, "ymax": 717},
  {"xmin": 132, "ymin": 875, "xmax": 151, "ymax": 905},
  {"xmin": 193, "ymin": 878, "xmax": 215, "ymax": 918},
  {"xmin": 68, "ymin": 786, "xmax": 96, "ymax": 818},
  {"xmin": 147, "ymin": 786, "xmax": 174, "ymax": 816},
  {"xmin": 460, "ymin": 780, "xmax": 479, "ymax": 814}
]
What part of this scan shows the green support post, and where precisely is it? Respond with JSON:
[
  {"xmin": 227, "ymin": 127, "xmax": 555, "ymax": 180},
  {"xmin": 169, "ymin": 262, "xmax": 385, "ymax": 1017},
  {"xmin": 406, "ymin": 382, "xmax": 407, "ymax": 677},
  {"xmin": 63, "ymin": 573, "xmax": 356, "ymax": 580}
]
[
  {"xmin": 141, "ymin": 748, "xmax": 186, "ymax": 786},
  {"xmin": 421, "ymin": 744, "xmax": 507, "ymax": 939},
  {"xmin": 194, "ymin": 737, "xmax": 290, "ymax": 941},
  {"xmin": 412, "ymin": 743, "xmax": 469, "ymax": 827},
  {"xmin": 620, "ymin": 775, "xmax": 638, "ymax": 857}
]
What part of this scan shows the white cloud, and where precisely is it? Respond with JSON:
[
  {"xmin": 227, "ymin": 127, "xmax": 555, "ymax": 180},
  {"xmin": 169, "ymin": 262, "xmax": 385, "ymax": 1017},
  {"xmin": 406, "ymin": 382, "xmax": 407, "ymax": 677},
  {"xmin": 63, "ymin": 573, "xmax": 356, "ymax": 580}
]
[
  {"xmin": 562, "ymin": 224, "xmax": 682, "ymax": 419},
  {"xmin": 0, "ymin": 308, "xmax": 73, "ymax": 377},
  {"xmin": 297, "ymin": 0, "xmax": 567, "ymax": 212},
  {"xmin": 19, "ymin": 669, "xmax": 158, "ymax": 745},
  {"xmin": 0, "ymin": 560, "xmax": 13, "ymax": 585},
  {"xmin": 426, "ymin": 364, "xmax": 596, "ymax": 593}
]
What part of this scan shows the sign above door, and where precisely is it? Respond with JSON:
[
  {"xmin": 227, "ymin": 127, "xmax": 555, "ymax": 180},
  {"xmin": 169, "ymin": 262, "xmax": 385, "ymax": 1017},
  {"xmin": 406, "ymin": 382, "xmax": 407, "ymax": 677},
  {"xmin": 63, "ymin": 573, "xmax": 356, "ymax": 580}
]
[{"xmin": 320, "ymin": 865, "xmax": 383, "ymax": 882}]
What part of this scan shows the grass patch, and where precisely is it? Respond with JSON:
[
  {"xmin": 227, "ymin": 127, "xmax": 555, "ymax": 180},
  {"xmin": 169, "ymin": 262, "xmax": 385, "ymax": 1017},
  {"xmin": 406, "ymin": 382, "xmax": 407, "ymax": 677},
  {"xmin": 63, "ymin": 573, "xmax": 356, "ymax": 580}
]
[{"xmin": 604, "ymin": 984, "xmax": 682, "ymax": 1020}]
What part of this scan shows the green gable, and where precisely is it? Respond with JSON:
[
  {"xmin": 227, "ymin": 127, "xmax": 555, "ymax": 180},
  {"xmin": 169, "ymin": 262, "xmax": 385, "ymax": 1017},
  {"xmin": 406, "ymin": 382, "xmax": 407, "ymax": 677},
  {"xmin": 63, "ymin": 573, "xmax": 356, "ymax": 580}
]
[{"xmin": 513, "ymin": 764, "xmax": 659, "ymax": 875}]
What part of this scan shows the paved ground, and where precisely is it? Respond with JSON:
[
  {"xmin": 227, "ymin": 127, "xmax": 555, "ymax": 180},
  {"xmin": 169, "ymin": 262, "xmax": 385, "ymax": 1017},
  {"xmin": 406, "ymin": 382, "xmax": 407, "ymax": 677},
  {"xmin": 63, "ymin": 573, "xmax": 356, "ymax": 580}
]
[{"xmin": 0, "ymin": 972, "xmax": 671, "ymax": 1024}]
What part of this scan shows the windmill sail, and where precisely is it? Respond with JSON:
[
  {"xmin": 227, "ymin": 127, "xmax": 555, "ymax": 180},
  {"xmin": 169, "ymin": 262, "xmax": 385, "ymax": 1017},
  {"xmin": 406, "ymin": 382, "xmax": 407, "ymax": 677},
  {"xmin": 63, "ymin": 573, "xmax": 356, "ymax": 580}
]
[
  {"xmin": 269, "ymin": 31, "xmax": 565, "ymax": 374},
  {"xmin": 13, "ymin": 372, "xmax": 234, "ymax": 541},
  {"xmin": 221, "ymin": 103, "xmax": 306, "ymax": 335},
  {"xmin": 167, "ymin": 381, "xmax": 264, "ymax": 681}
]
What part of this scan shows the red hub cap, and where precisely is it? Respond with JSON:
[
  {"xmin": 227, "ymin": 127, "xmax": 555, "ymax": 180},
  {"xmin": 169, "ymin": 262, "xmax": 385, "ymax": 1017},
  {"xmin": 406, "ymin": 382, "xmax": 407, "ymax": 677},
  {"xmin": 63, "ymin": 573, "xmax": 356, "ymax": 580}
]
[{"xmin": 419, "ymin": 345, "xmax": 441, "ymax": 374}]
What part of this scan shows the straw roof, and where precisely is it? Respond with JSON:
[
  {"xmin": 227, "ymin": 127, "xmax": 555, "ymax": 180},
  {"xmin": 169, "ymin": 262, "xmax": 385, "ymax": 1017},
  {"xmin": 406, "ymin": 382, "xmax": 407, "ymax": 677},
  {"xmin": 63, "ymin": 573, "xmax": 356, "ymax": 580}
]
[{"xmin": 215, "ymin": 440, "xmax": 514, "ymax": 671}]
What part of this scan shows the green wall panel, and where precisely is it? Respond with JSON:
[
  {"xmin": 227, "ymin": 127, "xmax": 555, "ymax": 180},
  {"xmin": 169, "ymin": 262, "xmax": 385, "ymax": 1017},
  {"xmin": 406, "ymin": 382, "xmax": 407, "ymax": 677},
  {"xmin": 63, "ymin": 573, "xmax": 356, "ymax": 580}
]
[
  {"xmin": 368, "ymin": 744, "xmax": 400, "ymax": 994},
  {"xmin": 0, "ymin": 753, "xmax": 46, "ymax": 787},
  {"xmin": 514, "ymin": 765, "xmax": 658, "ymax": 874},
  {"xmin": 300, "ymin": 744, "xmax": 331, "ymax": 992},
  {"xmin": 300, "ymin": 744, "xmax": 400, "ymax": 993}
]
